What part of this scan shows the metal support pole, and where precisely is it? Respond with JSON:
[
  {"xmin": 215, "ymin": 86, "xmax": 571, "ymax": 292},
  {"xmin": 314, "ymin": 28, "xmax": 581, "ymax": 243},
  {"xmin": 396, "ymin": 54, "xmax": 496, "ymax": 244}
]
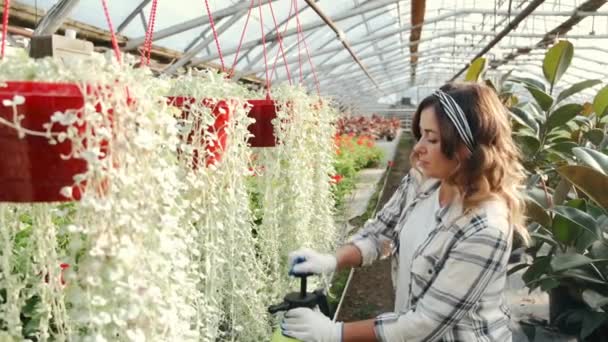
[{"xmin": 303, "ymin": 0, "xmax": 382, "ymax": 91}]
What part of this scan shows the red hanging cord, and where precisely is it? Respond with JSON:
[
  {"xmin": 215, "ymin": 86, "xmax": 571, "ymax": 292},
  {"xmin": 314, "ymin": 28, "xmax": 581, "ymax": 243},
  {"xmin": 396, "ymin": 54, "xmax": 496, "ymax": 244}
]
[
  {"xmin": 294, "ymin": 0, "xmax": 304, "ymax": 83},
  {"xmin": 101, "ymin": 0, "xmax": 122, "ymax": 63},
  {"xmin": 204, "ymin": 0, "xmax": 226, "ymax": 72},
  {"xmin": 230, "ymin": 0, "xmax": 254, "ymax": 76},
  {"xmin": 1, "ymin": 0, "xmax": 10, "ymax": 60},
  {"xmin": 141, "ymin": 0, "xmax": 159, "ymax": 66},
  {"xmin": 302, "ymin": 31, "xmax": 321, "ymax": 96},
  {"xmin": 266, "ymin": 0, "xmax": 292, "ymax": 85},
  {"xmin": 258, "ymin": 0, "xmax": 271, "ymax": 98},
  {"xmin": 268, "ymin": 0, "xmax": 294, "ymax": 84}
]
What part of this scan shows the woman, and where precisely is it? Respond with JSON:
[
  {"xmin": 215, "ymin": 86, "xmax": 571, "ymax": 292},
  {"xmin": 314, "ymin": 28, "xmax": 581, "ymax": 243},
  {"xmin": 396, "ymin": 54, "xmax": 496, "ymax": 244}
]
[{"xmin": 282, "ymin": 82, "xmax": 528, "ymax": 342}]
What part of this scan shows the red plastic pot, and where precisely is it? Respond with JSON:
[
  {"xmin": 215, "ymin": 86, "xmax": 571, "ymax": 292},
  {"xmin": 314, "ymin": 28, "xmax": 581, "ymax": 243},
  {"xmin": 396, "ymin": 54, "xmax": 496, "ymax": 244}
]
[
  {"xmin": 0, "ymin": 81, "xmax": 103, "ymax": 203},
  {"xmin": 247, "ymin": 99, "xmax": 277, "ymax": 147},
  {"xmin": 167, "ymin": 97, "xmax": 232, "ymax": 168}
]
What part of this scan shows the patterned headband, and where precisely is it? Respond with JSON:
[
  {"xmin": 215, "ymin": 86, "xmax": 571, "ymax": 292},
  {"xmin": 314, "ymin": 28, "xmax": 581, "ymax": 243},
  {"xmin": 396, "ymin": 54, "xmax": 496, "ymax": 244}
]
[{"xmin": 433, "ymin": 89, "xmax": 475, "ymax": 152}]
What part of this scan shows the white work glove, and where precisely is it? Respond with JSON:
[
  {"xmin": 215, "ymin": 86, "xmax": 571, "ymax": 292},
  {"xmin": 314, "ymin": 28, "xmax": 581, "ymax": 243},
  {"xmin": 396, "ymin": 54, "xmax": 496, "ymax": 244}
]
[
  {"xmin": 282, "ymin": 308, "xmax": 343, "ymax": 342},
  {"xmin": 288, "ymin": 248, "xmax": 337, "ymax": 276}
]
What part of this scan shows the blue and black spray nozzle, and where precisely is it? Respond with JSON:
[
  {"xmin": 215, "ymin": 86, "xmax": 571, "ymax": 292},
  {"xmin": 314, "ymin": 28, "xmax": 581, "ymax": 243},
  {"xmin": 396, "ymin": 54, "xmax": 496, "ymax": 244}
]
[{"xmin": 268, "ymin": 273, "xmax": 332, "ymax": 318}]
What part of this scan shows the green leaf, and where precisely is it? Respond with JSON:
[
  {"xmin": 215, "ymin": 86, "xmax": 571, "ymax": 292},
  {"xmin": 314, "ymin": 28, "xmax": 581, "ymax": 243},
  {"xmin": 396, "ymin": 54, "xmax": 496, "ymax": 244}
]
[
  {"xmin": 594, "ymin": 85, "xmax": 608, "ymax": 118},
  {"xmin": 550, "ymin": 254, "xmax": 607, "ymax": 272},
  {"xmin": 556, "ymin": 79, "xmax": 602, "ymax": 104},
  {"xmin": 581, "ymin": 311, "xmax": 608, "ymax": 340},
  {"xmin": 590, "ymin": 240, "xmax": 608, "ymax": 259},
  {"xmin": 510, "ymin": 107, "xmax": 539, "ymax": 134},
  {"xmin": 552, "ymin": 205, "xmax": 598, "ymax": 238},
  {"xmin": 531, "ymin": 231, "xmax": 559, "ymax": 248},
  {"xmin": 547, "ymin": 141, "xmax": 578, "ymax": 155},
  {"xmin": 558, "ymin": 165, "xmax": 608, "ymax": 208},
  {"xmin": 465, "ymin": 57, "xmax": 486, "ymax": 82},
  {"xmin": 543, "ymin": 40, "xmax": 574, "ymax": 94},
  {"xmin": 515, "ymin": 135, "xmax": 541, "ymax": 155},
  {"xmin": 573, "ymin": 147, "xmax": 608, "ymax": 175},
  {"xmin": 510, "ymin": 76, "xmax": 547, "ymax": 92},
  {"xmin": 585, "ymin": 128, "xmax": 605, "ymax": 146},
  {"xmin": 522, "ymin": 256, "xmax": 552, "ymax": 285},
  {"xmin": 561, "ymin": 268, "xmax": 607, "ymax": 285},
  {"xmin": 540, "ymin": 277, "xmax": 561, "ymax": 291},
  {"xmin": 526, "ymin": 86, "xmax": 554, "ymax": 112},
  {"xmin": 547, "ymin": 104, "xmax": 582, "ymax": 131}
]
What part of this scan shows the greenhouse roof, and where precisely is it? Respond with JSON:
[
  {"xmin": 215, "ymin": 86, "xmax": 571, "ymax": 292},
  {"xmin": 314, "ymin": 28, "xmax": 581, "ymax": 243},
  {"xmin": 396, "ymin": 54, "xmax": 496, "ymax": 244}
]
[{"xmin": 5, "ymin": 0, "xmax": 608, "ymax": 113}]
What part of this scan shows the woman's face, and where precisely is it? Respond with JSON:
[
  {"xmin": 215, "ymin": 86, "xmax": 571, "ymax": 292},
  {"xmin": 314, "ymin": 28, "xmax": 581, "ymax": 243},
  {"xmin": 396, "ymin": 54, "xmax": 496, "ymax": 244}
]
[{"xmin": 413, "ymin": 106, "xmax": 460, "ymax": 180}]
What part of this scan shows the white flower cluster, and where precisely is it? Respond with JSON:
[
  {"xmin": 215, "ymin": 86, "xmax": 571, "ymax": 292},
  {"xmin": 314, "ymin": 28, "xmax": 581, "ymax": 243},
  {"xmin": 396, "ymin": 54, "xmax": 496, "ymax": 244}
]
[{"xmin": 0, "ymin": 51, "xmax": 340, "ymax": 341}]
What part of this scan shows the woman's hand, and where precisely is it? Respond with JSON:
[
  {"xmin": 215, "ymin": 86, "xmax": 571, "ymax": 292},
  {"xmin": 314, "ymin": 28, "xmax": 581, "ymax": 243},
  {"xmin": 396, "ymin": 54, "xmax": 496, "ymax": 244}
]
[
  {"xmin": 282, "ymin": 308, "xmax": 342, "ymax": 342},
  {"xmin": 288, "ymin": 248, "xmax": 337, "ymax": 276}
]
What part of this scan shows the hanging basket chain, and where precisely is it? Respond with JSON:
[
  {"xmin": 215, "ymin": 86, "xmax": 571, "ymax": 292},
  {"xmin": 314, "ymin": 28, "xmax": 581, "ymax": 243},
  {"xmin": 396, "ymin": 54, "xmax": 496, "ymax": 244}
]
[
  {"xmin": 258, "ymin": 0, "xmax": 271, "ymax": 99},
  {"xmin": 294, "ymin": 0, "xmax": 304, "ymax": 83},
  {"xmin": 141, "ymin": 0, "xmax": 159, "ymax": 66},
  {"xmin": 100, "ymin": 0, "xmax": 122, "ymax": 63}
]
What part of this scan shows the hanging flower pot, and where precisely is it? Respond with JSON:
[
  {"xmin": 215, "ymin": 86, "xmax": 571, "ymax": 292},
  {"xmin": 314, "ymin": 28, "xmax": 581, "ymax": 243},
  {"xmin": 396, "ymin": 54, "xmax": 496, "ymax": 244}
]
[
  {"xmin": 167, "ymin": 96, "xmax": 232, "ymax": 168},
  {"xmin": 0, "ymin": 81, "xmax": 112, "ymax": 203},
  {"xmin": 247, "ymin": 99, "xmax": 277, "ymax": 148}
]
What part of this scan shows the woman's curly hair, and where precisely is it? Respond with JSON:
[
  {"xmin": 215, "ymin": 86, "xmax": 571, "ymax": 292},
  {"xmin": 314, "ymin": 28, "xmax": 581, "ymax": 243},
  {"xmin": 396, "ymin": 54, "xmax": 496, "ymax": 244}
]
[{"xmin": 411, "ymin": 82, "xmax": 529, "ymax": 245}]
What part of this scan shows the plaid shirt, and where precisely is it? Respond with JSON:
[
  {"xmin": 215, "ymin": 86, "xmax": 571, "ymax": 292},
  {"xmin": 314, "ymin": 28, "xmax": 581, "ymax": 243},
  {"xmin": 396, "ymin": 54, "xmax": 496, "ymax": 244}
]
[{"xmin": 350, "ymin": 171, "xmax": 512, "ymax": 342}]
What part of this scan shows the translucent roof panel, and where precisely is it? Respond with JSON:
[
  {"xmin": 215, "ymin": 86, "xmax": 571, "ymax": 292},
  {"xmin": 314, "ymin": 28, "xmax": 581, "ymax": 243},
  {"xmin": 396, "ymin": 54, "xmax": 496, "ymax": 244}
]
[{"xmin": 14, "ymin": 0, "xmax": 608, "ymax": 112}]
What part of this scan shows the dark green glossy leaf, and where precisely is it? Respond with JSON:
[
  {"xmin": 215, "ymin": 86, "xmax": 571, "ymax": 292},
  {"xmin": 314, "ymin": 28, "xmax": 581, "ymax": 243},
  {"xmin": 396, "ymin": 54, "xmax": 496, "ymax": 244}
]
[
  {"xmin": 522, "ymin": 256, "xmax": 552, "ymax": 284},
  {"xmin": 526, "ymin": 86, "xmax": 554, "ymax": 112},
  {"xmin": 585, "ymin": 128, "xmax": 605, "ymax": 146},
  {"xmin": 561, "ymin": 268, "xmax": 607, "ymax": 285},
  {"xmin": 548, "ymin": 141, "xmax": 578, "ymax": 156},
  {"xmin": 530, "ymin": 231, "xmax": 559, "ymax": 247},
  {"xmin": 573, "ymin": 147, "xmax": 608, "ymax": 175},
  {"xmin": 510, "ymin": 76, "xmax": 547, "ymax": 92},
  {"xmin": 516, "ymin": 135, "xmax": 541, "ymax": 156},
  {"xmin": 556, "ymin": 79, "xmax": 602, "ymax": 104},
  {"xmin": 547, "ymin": 104, "xmax": 582, "ymax": 131},
  {"xmin": 581, "ymin": 311, "xmax": 608, "ymax": 340},
  {"xmin": 552, "ymin": 205, "xmax": 598, "ymax": 237},
  {"xmin": 550, "ymin": 254, "xmax": 607, "ymax": 272},
  {"xmin": 540, "ymin": 277, "xmax": 561, "ymax": 291},
  {"xmin": 510, "ymin": 107, "xmax": 539, "ymax": 133}
]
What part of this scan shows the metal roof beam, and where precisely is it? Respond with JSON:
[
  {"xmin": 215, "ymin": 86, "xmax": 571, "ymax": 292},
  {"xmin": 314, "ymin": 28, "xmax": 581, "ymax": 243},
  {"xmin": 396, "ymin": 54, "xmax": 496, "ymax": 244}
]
[
  {"xmin": 491, "ymin": 0, "xmax": 608, "ymax": 71},
  {"xmin": 302, "ymin": 0, "xmax": 381, "ymax": 90},
  {"xmin": 190, "ymin": 0, "xmax": 403, "ymax": 66},
  {"xmin": 123, "ymin": 0, "xmax": 281, "ymax": 51},
  {"xmin": 117, "ymin": 0, "xmax": 152, "ymax": 34},
  {"xmin": 450, "ymin": 0, "xmax": 546, "ymax": 81},
  {"xmin": 32, "ymin": 0, "xmax": 80, "ymax": 36},
  {"xmin": 162, "ymin": 12, "xmax": 245, "ymax": 74}
]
